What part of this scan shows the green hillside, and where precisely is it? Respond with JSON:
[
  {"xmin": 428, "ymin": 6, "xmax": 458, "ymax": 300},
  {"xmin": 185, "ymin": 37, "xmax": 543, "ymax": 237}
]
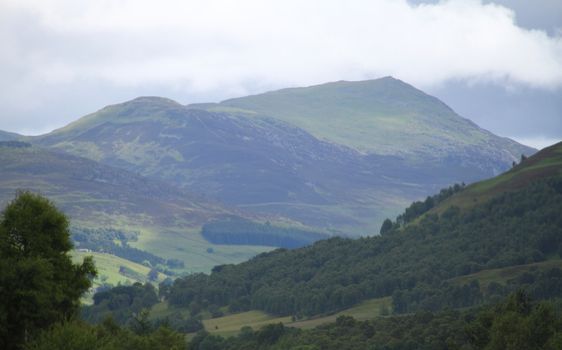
[
  {"xmin": 429, "ymin": 141, "xmax": 562, "ymax": 213},
  {"xmin": 217, "ymin": 77, "xmax": 533, "ymax": 161},
  {"xmin": 72, "ymin": 251, "xmax": 167, "ymax": 303},
  {"xmin": 79, "ymin": 140, "xmax": 562, "ymax": 345},
  {"xmin": 146, "ymin": 141, "xmax": 562, "ymax": 327}
]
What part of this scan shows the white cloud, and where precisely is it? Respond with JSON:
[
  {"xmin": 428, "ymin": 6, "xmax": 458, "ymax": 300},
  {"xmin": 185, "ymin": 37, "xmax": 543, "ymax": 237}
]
[
  {"xmin": 0, "ymin": 0, "xmax": 561, "ymax": 134},
  {"xmin": 3, "ymin": 0, "xmax": 562, "ymax": 89}
]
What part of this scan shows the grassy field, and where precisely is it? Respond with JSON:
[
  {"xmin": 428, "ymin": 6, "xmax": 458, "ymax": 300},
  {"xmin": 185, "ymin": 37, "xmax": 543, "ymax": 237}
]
[
  {"xmin": 129, "ymin": 226, "xmax": 273, "ymax": 274},
  {"xmin": 72, "ymin": 251, "xmax": 166, "ymax": 287},
  {"xmin": 449, "ymin": 259, "xmax": 562, "ymax": 290},
  {"xmin": 201, "ymin": 296, "xmax": 392, "ymax": 337},
  {"xmin": 203, "ymin": 311, "xmax": 292, "ymax": 337},
  {"xmin": 72, "ymin": 250, "xmax": 169, "ymax": 303}
]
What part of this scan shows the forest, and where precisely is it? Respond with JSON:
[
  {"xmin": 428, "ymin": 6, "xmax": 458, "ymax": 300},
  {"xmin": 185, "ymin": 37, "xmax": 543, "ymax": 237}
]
[{"xmin": 201, "ymin": 217, "xmax": 327, "ymax": 249}]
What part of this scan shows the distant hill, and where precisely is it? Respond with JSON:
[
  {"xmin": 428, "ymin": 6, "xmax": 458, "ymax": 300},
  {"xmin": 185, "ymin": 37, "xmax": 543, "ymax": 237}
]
[
  {"xmin": 0, "ymin": 142, "xmax": 287, "ymax": 272},
  {"xmin": 32, "ymin": 78, "xmax": 535, "ymax": 234},
  {"xmin": 0, "ymin": 141, "xmax": 229, "ymax": 227}
]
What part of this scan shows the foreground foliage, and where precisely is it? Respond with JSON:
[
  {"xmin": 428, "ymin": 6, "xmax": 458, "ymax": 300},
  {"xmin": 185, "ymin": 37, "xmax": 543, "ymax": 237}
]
[{"xmin": 25, "ymin": 319, "xmax": 185, "ymax": 350}]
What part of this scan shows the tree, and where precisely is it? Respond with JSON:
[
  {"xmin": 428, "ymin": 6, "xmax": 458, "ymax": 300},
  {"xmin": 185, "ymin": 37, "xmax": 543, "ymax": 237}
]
[
  {"xmin": 0, "ymin": 191, "xmax": 96, "ymax": 349},
  {"xmin": 379, "ymin": 218, "xmax": 393, "ymax": 235}
]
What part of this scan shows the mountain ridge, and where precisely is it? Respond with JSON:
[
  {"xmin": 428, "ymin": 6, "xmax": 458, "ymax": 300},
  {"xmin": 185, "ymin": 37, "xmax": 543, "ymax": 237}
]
[{"xmin": 27, "ymin": 77, "xmax": 536, "ymax": 233}]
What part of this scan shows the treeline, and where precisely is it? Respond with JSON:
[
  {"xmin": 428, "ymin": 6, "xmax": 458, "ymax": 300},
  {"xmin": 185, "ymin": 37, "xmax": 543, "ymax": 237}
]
[
  {"xmin": 164, "ymin": 177, "xmax": 562, "ymax": 317},
  {"xmin": 188, "ymin": 292, "xmax": 562, "ymax": 350},
  {"xmin": 382, "ymin": 182, "xmax": 465, "ymax": 232},
  {"xmin": 201, "ymin": 217, "xmax": 328, "ymax": 249},
  {"xmin": 83, "ymin": 283, "xmax": 159, "ymax": 324},
  {"xmin": 72, "ymin": 227, "xmax": 184, "ymax": 270}
]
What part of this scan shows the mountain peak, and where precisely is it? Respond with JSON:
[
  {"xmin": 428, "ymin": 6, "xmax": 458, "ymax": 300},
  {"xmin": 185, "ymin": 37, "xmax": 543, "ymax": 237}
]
[
  {"xmin": 327, "ymin": 75, "xmax": 403, "ymax": 85},
  {"xmin": 219, "ymin": 77, "xmax": 533, "ymax": 159},
  {"xmin": 42, "ymin": 96, "xmax": 185, "ymax": 139},
  {"xmin": 127, "ymin": 96, "xmax": 182, "ymax": 106}
]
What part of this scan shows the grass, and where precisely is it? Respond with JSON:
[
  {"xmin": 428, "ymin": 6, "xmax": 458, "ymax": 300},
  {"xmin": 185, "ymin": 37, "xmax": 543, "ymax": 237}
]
[
  {"xmin": 201, "ymin": 296, "xmax": 392, "ymax": 337},
  {"xmin": 289, "ymin": 297, "xmax": 392, "ymax": 329},
  {"xmin": 72, "ymin": 251, "xmax": 165, "ymax": 287},
  {"xmin": 203, "ymin": 311, "xmax": 292, "ymax": 337},
  {"xmin": 72, "ymin": 250, "xmax": 168, "ymax": 304},
  {"xmin": 449, "ymin": 259, "xmax": 562, "ymax": 290},
  {"xmin": 129, "ymin": 226, "xmax": 273, "ymax": 274}
]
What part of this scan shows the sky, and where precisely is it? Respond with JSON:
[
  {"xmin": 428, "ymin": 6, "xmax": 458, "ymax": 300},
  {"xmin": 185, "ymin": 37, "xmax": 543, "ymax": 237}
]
[{"xmin": 0, "ymin": 0, "xmax": 560, "ymax": 149}]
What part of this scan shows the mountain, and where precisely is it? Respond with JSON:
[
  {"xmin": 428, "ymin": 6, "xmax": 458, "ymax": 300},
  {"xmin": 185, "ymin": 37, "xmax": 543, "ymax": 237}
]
[
  {"xmin": 215, "ymin": 77, "xmax": 534, "ymax": 168},
  {"xmin": 0, "ymin": 141, "xmax": 278, "ymax": 272},
  {"xmin": 155, "ymin": 141, "xmax": 562, "ymax": 320},
  {"xmin": 32, "ymin": 78, "xmax": 535, "ymax": 234},
  {"xmin": 33, "ymin": 97, "xmax": 426, "ymax": 233}
]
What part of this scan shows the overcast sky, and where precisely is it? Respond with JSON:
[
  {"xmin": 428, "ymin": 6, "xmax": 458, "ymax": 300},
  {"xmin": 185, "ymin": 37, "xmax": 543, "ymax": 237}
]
[{"xmin": 0, "ymin": 0, "xmax": 560, "ymax": 149}]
